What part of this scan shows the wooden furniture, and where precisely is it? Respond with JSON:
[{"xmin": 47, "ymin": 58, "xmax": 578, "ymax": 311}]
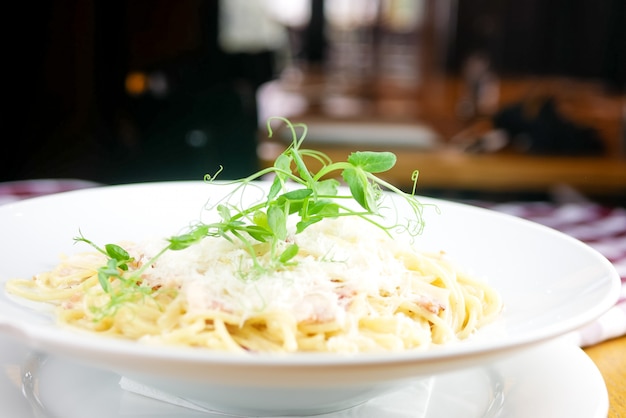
[
  {"xmin": 585, "ymin": 335, "xmax": 626, "ymax": 417},
  {"xmin": 259, "ymin": 139, "xmax": 626, "ymax": 197},
  {"xmin": 257, "ymin": 75, "xmax": 626, "ymax": 201}
]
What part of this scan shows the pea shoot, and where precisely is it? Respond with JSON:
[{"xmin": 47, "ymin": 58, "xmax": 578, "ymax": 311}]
[{"xmin": 76, "ymin": 117, "xmax": 426, "ymax": 317}]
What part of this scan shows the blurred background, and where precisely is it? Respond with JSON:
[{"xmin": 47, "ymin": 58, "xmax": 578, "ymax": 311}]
[{"xmin": 2, "ymin": 0, "xmax": 625, "ymax": 203}]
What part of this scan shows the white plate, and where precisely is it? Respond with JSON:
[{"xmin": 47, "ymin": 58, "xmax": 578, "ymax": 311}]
[
  {"xmin": 0, "ymin": 181, "xmax": 620, "ymax": 416},
  {"xmin": 0, "ymin": 333, "xmax": 608, "ymax": 418}
]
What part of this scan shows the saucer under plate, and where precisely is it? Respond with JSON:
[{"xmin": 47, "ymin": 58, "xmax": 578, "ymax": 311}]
[{"xmin": 0, "ymin": 334, "xmax": 608, "ymax": 418}]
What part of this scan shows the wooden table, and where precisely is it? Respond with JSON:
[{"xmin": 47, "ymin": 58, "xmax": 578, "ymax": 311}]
[
  {"xmin": 584, "ymin": 335, "xmax": 626, "ymax": 417},
  {"xmin": 259, "ymin": 139, "xmax": 626, "ymax": 198}
]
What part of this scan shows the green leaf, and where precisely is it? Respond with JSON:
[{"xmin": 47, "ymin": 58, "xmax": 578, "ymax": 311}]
[
  {"xmin": 307, "ymin": 201, "xmax": 339, "ymax": 217},
  {"xmin": 217, "ymin": 204, "xmax": 231, "ymax": 221},
  {"xmin": 243, "ymin": 225, "xmax": 272, "ymax": 242},
  {"xmin": 296, "ymin": 218, "xmax": 322, "ymax": 233},
  {"xmin": 280, "ymin": 188, "xmax": 313, "ymax": 201},
  {"xmin": 168, "ymin": 234, "xmax": 199, "ymax": 250},
  {"xmin": 276, "ymin": 189, "xmax": 311, "ymax": 216},
  {"xmin": 342, "ymin": 167, "xmax": 368, "ymax": 211},
  {"xmin": 98, "ymin": 271, "xmax": 111, "ymax": 293},
  {"xmin": 347, "ymin": 151, "xmax": 396, "ymax": 173},
  {"xmin": 287, "ymin": 200, "xmax": 304, "ymax": 215},
  {"xmin": 279, "ymin": 244, "xmax": 299, "ymax": 263},
  {"xmin": 342, "ymin": 166, "xmax": 380, "ymax": 213},
  {"xmin": 268, "ymin": 176, "xmax": 283, "ymax": 202},
  {"xmin": 253, "ymin": 210, "xmax": 268, "ymax": 229},
  {"xmin": 314, "ymin": 178, "xmax": 339, "ymax": 196},
  {"xmin": 274, "ymin": 153, "xmax": 292, "ymax": 172},
  {"xmin": 104, "ymin": 244, "xmax": 130, "ymax": 262},
  {"xmin": 267, "ymin": 205, "xmax": 287, "ymax": 240},
  {"xmin": 168, "ymin": 225, "xmax": 209, "ymax": 250}
]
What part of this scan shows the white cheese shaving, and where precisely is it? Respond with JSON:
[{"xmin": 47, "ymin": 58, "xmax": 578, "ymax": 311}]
[{"xmin": 131, "ymin": 217, "xmax": 436, "ymax": 323}]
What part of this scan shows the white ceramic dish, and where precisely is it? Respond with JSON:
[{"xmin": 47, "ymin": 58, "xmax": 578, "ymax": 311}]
[
  {"xmin": 0, "ymin": 334, "xmax": 608, "ymax": 417},
  {"xmin": 0, "ymin": 181, "xmax": 620, "ymax": 416}
]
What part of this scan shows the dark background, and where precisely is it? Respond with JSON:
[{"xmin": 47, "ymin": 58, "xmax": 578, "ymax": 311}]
[
  {"xmin": 2, "ymin": 0, "xmax": 624, "ymax": 184},
  {"xmin": 446, "ymin": 0, "xmax": 625, "ymax": 87},
  {"xmin": 3, "ymin": 0, "xmax": 272, "ymax": 184}
]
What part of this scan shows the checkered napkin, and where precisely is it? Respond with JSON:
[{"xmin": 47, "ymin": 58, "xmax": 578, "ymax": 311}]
[
  {"xmin": 0, "ymin": 178, "xmax": 101, "ymax": 205},
  {"xmin": 1, "ymin": 179, "xmax": 624, "ymax": 347}
]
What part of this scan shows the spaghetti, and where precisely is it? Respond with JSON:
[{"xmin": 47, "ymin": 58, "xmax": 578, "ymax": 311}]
[{"xmin": 5, "ymin": 216, "xmax": 502, "ymax": 353}]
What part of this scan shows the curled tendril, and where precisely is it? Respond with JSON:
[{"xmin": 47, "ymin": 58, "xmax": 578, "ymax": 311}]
[
  {"xmin": 411, "ymin": 170, "xmax": 420, "ymax": 195},
  {"xmin": 204, "ymin": 166, "xmax": 224, "ymax": 182},
  {"xmin": 267, "ymin": 116, "xmax": 309, "ymax": 149}
]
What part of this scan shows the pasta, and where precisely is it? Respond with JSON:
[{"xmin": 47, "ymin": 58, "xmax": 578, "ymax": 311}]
[{"xmin": 5, "ymin": 216, "xmax": 502, "ymax": 353}]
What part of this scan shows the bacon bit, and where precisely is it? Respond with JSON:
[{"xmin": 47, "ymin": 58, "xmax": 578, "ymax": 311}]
[
  {"xmin": 61, "ymin": 301, "xmax": 74, "ymax": 309},
  {"xmin": 336, "ymin": 286, "xmax": 356, "ymax": 300},
  {"xmin": 61, "ymin": 293, "xmax": 82, "ymax": 309},
  {"xmin": 202, "ymin": 299, "xmax": 232, "ymax": 313},
  {"xmin": 300, "ymin": 316, "xmax": 332, "ymax": 325},
  {"xmin": 416, "ymin": 297, "xmax": 445, "ymax": 314}
]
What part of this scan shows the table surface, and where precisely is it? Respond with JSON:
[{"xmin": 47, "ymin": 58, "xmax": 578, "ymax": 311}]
[{"xmin": 584, "ymin": 335, "xmax": 626, "ymax": 417}]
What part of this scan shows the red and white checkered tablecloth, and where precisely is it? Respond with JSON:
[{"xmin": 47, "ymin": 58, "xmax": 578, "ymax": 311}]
[
  {"xmin": 0, "ymin": 179, "xmax": 102, "ymax": 205},
  {"xmin": 1, "ymin": 179, "xmax": 625, "ymax": 347}
]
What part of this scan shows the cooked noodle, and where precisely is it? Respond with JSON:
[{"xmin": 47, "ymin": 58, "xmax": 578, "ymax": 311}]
[{"xmin": 6, "ymin": 217, "xmax": 502, "ymax": 353}]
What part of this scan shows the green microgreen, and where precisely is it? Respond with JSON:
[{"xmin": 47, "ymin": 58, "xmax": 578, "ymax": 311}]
[
  {"xmin": 73, "ymin": 232, "xmax": 160, "ymax": 319},
  {"xmin": 76, "ymin": 117, "xmax": 427, "ymax": 320}
]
